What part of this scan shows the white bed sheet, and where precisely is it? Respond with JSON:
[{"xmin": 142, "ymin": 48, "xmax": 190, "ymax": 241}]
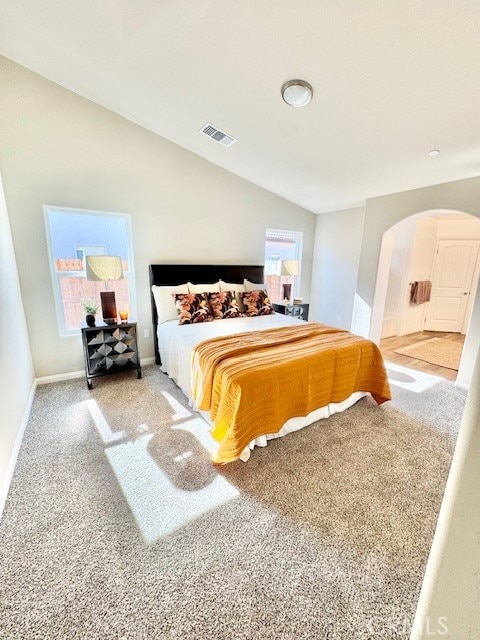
[{"xmin": 157, "ymin": 315, "xmax": 365, "ymax": 461}]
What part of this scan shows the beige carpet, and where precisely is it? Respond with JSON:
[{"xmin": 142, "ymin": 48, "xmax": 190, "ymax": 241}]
[
  {"xmin": 394, "ymin": 337, "xmax": 464, "ymax": 370},
  {"xmin": 0, "ymin": 364, "xmax": 467, "ymax": 639}
]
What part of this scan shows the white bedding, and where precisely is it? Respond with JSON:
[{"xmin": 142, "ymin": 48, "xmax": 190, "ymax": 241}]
[{"xmin": 158, "ymin": 315, "xmax": 366, "ymax": 461}]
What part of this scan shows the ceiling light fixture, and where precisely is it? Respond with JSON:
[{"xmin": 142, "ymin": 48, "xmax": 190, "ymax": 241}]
[
  {"xmin": 281, "ymin": 79, "xmax": 313, "ymax": 107},
  {"xmin": 428, "ymin": 149, "xmax": 440, "ymax": 156}
]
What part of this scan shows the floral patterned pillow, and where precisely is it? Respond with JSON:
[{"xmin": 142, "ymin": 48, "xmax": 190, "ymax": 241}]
[
  {"xmin": 242, "ymin": 290, "xmax": 274, "ymax": 317},
  {"xmin": 173, "ymin": 293, "xmax": 213, "ymax": 325},
  {"xmin": 207, "ymin": 291, "xmax": 243, "ymax": 319}
]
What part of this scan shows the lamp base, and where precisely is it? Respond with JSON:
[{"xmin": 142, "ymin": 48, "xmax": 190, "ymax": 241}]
[
  {"xmin": 100, "ymin": 291, "xmax": 118, "ymax": 325},
  {"xmin": 282, "ymin": 283, "xmax": 292, "ymax": 303}
]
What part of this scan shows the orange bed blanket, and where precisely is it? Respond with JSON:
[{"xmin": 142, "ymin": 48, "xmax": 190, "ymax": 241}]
[{"xmin": 191, "ymin": 323, "xmax": 391, "ymax": 463}]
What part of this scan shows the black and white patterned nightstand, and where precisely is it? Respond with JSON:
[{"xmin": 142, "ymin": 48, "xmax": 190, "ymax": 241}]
[{"xmin": 81, "ymin": 322, "xmax": 142, "ymax": 389}]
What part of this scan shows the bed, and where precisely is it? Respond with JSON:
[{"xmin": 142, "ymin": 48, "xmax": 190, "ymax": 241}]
[{"xmin": 149, "ymin": 264, "xmax": 391, "ymax": 463}]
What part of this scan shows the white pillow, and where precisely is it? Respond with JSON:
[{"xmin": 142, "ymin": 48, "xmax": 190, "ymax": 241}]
[
  {"xmin": 152, "ymin": 283, "xmax": 189, "ymax": 324},
  {"xmin": 219, "ymin": 280, "xmax": 246, "ymax": 293},
  {"xmin": 188, "ymin": 281, "xmax": 220, "ymax": 293},
  {"xmin": 244, "ymin": 278, "xmax": 266, "ymax": 292}
]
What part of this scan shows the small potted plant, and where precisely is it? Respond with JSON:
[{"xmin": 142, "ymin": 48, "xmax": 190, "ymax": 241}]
[{"xmin": 82, "ymin": 299, "xmax": 100, "ymax": 327}]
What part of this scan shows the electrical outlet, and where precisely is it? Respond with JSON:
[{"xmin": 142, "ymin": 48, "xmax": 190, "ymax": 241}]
[{"xmin": 143, "ymin": 329, "xmax": 150, "ymax": 339}]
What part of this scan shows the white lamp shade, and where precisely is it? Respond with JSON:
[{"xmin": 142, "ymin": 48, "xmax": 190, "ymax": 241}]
[
  {"xmin": 86, "ymin": 255, "xmax": 124, "ymax": 281},
  {"xmin": 281, "ymin": 260, "xmax": 299, "ymax": 276}
]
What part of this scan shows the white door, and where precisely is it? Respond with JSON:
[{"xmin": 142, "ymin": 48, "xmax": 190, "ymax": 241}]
[{"xmin": 424, "ymin": 239, "xmax": 480, "ymax": 332}]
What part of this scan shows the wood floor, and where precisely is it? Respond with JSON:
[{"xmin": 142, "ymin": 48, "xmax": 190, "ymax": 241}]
[{"xmin": 379, "ymin": 331, "xmax": 465, "ymax": 382}]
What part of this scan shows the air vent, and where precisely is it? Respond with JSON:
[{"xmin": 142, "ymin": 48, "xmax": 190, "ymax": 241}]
[{"xmin": 200, "ymin": 123, "xmax": 237, "ymax": 147}]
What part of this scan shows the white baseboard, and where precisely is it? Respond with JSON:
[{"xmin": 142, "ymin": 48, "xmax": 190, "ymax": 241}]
[
  {"xmin": 36, "ymin": 370, "xmax": 85, "ymax": 385},
  {"xmin": 36, "ymin": 356, "xmax": 156, "ymax": 386},
  {"xmin": 455, "ymin": 380, "xmax": 470, "ymax": 391},
  {"xmin": 0, "ymin": 379, "xmax": 37, "ymax": 519}
]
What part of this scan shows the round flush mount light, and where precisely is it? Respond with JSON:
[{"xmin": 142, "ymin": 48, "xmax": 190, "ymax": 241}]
[
  {"xmin": 428, "ymin": 149, "xmax": 440, "ymax": 156},
  {"xmin": 281, "ymin": 79, "xmax": 313, "ymax": 107}
]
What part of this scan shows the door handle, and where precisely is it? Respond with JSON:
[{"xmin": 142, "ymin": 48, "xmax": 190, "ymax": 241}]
[{"xmin": 463, "ymin": 292, "xmax": 469, "ymax": 295}]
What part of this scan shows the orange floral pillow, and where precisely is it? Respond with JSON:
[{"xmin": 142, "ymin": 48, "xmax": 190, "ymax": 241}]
[
  {"xmin": 242, "ymin": 290, "xmax": 274, "ymax": 317},
  {"xmin": 207, "ymin": 291, "xmax": 242, "ymax": 319},
  {"xmin": 173, "ymin": 293, "xmax": 213, "ymax": 325}
]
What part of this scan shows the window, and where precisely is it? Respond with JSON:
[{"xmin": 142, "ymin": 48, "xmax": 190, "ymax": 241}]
[
  {"xmin": 44, "ymin": 206, "xmax": 136, "ymax": 336},
  {"xmin": 264, "ymin": 229, "xmax": 303, "ymax": 303}
]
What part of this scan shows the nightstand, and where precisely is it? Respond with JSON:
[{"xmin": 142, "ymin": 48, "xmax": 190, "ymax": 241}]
[
  {"xmin": 81, "ymin": 321, "xmax": 142, "ymax": 389},
  {"xmin": 272, "ymin": 302, "xmax": 309, "ymax": 321}
]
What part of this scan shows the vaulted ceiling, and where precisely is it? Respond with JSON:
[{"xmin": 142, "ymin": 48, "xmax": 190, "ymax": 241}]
[{"xmin": 1, "ymin": 1, "xmax": 479, "ymax": 213}]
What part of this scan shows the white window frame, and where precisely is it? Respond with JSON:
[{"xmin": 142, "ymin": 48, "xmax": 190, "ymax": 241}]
[
  {"xmin": 44, "ymin": 205, "xmax": 136, "ymax": 337},
  {"xmin": 74, "ymin": 244, "xmax": 107, "ymax": 261},
  {"xmin": 265, "ymin": 228, "xmax": 303, "ymax": 297}
]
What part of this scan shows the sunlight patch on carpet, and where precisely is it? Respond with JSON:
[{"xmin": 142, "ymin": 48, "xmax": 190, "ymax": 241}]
[
  {"xmin": 86, "ymin": 397, "xmax": 238, "ymax": 544},
  {"xmin": 104, "ymin": 418, "xmax": 238, "ymax": 545},
  {"xmin": 85, "ymin": 392, "xmax": 239, "ymax": 545},
  {"xmin": 385, "ymin": 361, "xmax": 443, "ymax": 393}
]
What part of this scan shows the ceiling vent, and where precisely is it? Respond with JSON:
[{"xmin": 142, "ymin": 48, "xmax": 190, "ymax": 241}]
[{"xmin": 200, "ymin": 123, "xmax": 237, "ymax": 147}]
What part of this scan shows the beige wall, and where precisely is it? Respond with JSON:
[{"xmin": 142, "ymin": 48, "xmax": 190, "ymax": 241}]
[
  {"xmin": 400, "ymin": 218, "xmax": 438, "ymax": 334},
  {"xmin": 310, "ymin": 206, "xmax": 365, "ymax": 328},
  {"xmin": 411, "ymin": 342, "xmax": 480, "ymax": 639},
  {"xmin": 0, "ymin": 57, "xmax": 315, "ymax": 377},
  {"xmin": 381, "ymin": 217, "xmax": 417, "ymax": 337},
  {"xmin": 0, "ymin": 172, "xmax": 35, "ymax": 508}
]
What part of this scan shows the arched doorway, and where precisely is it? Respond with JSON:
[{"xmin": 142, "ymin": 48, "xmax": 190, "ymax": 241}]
[{"xmin": 370, "ymin": 209, "xmax": 480, "ymax": 384}]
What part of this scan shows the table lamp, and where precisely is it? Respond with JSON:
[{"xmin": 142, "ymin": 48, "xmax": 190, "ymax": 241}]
[{"xmin": 86, "ymin": 255, "xmax": 124, "ymax": 324}]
